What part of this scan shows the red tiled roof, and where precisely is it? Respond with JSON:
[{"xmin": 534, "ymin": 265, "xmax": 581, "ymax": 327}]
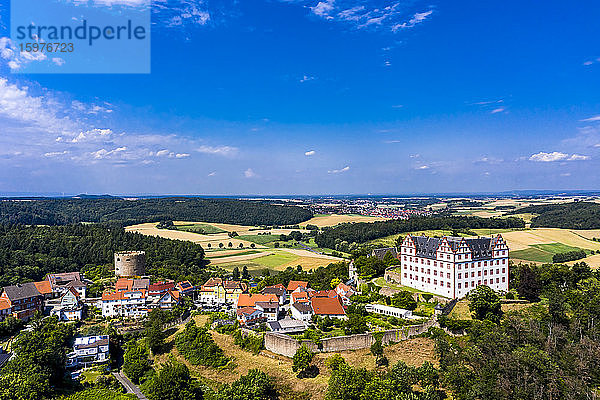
[
  {"xmin": 310, "ymin": 289, "xmax": 337, "ymax": 298},
  {"xmin": 115, "ymin": 278, "xmax": 133, "ymax": 291},
  {"xmin": 311, "ymin": 297, "xmax": 345, "ymax": 316},
  {"xmin": 34, "ymin": 280, "xmax": 52, "ymax": 295},
  {"xmin": 237, "ymin": 293, "xmax": 278, "ymax": 308},
  {"xmin": 202, "ymin": 277, "xmax": 223, "ymax": 288},
  {"xmin": 287, "ymin": 280, "xmax": 308, "ymax": 292},
  {"xmin": 0, "ymin": 299, "xmax": 11, "ymax": 311}
]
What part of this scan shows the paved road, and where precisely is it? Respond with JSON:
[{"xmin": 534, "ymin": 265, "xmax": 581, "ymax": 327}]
[{"xmin": 112, "ymin": 371, "xmax": 148, "ymax": 400}]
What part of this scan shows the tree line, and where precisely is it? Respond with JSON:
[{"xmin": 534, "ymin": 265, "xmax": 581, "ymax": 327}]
[
  {"xmin": 0, "ymin": 223, "xmax": 207, "ymax": 286},
  {"xmin": 435, "ymin": 261, "xmax": 600, "ymax": 399},
  {"xmin": 511, "ymin": 201, "xmax": 600, "ymax": 229},
  {"xmin": 0, "ymin": 198, "xmax": 313, "ymax": 226},
  {"xmin": 314, "ymin": 216, "xmax": 525, "ymax": 248}
]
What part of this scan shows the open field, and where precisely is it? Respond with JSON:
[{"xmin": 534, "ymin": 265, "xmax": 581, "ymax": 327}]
[
  {"xmin": 299, "ymin": 214, "xmax": 388, "ymax": 228},
  {"xmin": 176, "ymin": 223, "xmax": 227, "ymax": 234},
  {"xmin": 157, "ymin": 315, "xmax": 437, "ymax": 400},
  {"xmin": 511, "ymin": 243, "xmax": 589, "ymax": 263},
  {"xmin": 126, "ymin": 221, "xmax": 343, "ymax": 272}
]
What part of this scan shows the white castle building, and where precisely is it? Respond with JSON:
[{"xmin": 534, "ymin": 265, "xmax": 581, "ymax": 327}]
[{"xmin": 399, "ymin": 234, "xmax": 509, "ymax": 298}]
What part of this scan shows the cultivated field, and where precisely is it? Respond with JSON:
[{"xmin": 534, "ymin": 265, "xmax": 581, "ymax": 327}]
[
  {"xmin": 299, "ymin": 214, "xmax": 388, "ymax": 228},
  {"xmin": 125, "ymin": 221, "xmax": 343, "ymax": 272}
]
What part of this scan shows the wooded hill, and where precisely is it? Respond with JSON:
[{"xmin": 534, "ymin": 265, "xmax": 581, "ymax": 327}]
[
  {"xmin": 0, "ymin": 197, "xmax": 313, "ymax": 226},
  {"xmin": 0, "ymin": 224, "xmax": 207, "ymax": 286},
  {"xmin": 314, "ymin": 216, "xmax": 525, "ymax": 248},
  {"xmin": 512, "ymin": 201, "xmax": 600, "ymax": 229}
]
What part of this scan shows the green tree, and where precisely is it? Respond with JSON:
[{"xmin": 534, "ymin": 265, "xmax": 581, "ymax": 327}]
[
  {"xmin": 391, "ymin": 291, "xmax": 417, "ymax": 311},
  {"xmin": 215, "ymin": 369, "xmax": 277, "ymax": 400},
  {"xmin": 292, "ymin": 345, "xmax": 315, "ymax": 377},
  {"xmin": 325, "ymin": 354, "xmax": 346, "ymax": 372},
  {"xmin": 123, "ymin": 341, "xmax": 151, "ymax": 384},
  {"xmin": 242, "ymin": 265, "xmax": 250, "ymax": 280},
  {"xmin": 468, "ymin": 285, "xmax": 503, "ymax": 322},
  {"xmin": 232, "ymin": 266, "xmax": 240, "ymax": 280},
  {"xmin": 141, "ymin": 359, "xmax": 202, "ymax": 400},
  {"xmin": 516, "ymin": 264, "xmax": 541, "ymax": 302}
]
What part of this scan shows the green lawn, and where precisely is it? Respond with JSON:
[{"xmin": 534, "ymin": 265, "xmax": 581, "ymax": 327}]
[
  {"xmin": 237, "ymin": 234, "xmax": 280, "ymax": 245},
  {"xmin": 250, "ymin": 252, "xmax": 298, "ymax": 268},
  {"xmin": 176, "ymin": 223, "xmax": 226, "ymax": 234},
  {"xmin": 207, "ymin": 250, "xmax": 262, "ymax": 259},
  {"xmin": 511, "ymin": 242, "xmax": 588, "ymax": 263}
]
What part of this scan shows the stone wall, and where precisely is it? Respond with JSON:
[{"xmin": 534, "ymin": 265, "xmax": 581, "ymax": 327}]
[
  {"xmin": 384, "ymin": 269, "xmax": 402, "ymax": 284},
  {"xmin": 264, "ymin": 318, "xmax": 437, "ymax": 357}
]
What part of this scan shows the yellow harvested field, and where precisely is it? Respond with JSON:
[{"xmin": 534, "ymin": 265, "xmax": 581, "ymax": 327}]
[
  {"xmin": 501, "ymin": 228, "xmax": 600, "ymax": 251},
  {"xmin": 573, "ymin": 230, "xmax": 600, "ymax": 240},
  {"xmin": 300, "ymin": 214, "xmax": 388, "ymax": 227},
  {"xmin": 279, "ymin": 248, "xmax": 343, "ymax": 260},
  {"xmin": 567, "ymin": 253, "xmax": 600, "ymax": 269},
  {"xmin": 207, "ymin": 251, "xmax": 274, "ymax": 264},
  {"xmin": 278, "ymin": 255, "xmax": 340, "ymax": 270}
]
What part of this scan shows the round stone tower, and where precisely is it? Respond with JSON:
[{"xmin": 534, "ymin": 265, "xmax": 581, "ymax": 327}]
[{"xmin": 114, "ymin": 251, "xmax": 146, "ymax": 277}]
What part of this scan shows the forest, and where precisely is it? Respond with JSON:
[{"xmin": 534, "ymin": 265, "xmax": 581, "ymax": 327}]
[
  {"xmin": 0, "ymin": 198, "xmax": 313, "ymax": 226},
  {"xmin": 436, "ymin": 262, "xmax": 600, "ymax": 399},
  {"xmin": 0, "ymin": 224, "xmax": 207, "ymax": 286},
  {"xmin": 314, "ymin": 216, "xmax": 525, "ymax": 248},
  {"xmin": 512, "ymin": 201, "xmax": 600, "ymax": 229}
]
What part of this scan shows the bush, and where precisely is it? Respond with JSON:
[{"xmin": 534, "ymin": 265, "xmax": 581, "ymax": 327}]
[{"xmin": 175, "ymin": 320, "xmax": 229, "ymax": 367}]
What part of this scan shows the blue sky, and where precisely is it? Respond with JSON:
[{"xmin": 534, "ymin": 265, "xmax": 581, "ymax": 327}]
[{"xmin": 1, "ymin": 0, "xmax": 600, "ymax": 195}]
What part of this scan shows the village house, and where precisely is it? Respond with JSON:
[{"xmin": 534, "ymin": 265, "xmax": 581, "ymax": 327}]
[
  {"xmin": 335, "ymin": 283, "xmax": 356, "ymax": 305},
  {"xmin": 67, "ymin": 335, "xmax": 110, "ymax": 368},
  {"xmin": 101, "ymin": 278, "xmax": 185, "ymax": 318},
  {"xmin": 261, "ymin": 284, "xmax": 287, "ymax": 304},
  {"xmin": 175, "ymin": 281, "xmax": 195, "ymax": 297},
  {"xmin": 50, "ymin": 287, "xmax": 84, "ymax": 321},
  {"xmin": 311, "ymin": 297, "xmax": 347, "ymax": 319},
  {"xmin": 290, "ymin": 302, "xmax": 313, "ymax": 321},
  {"xmin": 286, "ymin": 280, "xmax": 308, "ymax": 301},
  {"xmin": 0, "ymin": 282, "xmax": 44, "ymax": 321},
  {"xmin": 236, "ymin": 307, "xmax": 265, "ymax": 326},
  {"xmin": 199, "ymin": 278, "xmax": 246, "ymax": 304},
  {"xmin": 45, "ymin": 272, "xmax": 88, "ymax": 298}
]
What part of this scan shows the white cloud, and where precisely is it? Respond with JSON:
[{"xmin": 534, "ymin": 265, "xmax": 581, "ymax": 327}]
[
  {"xmin": 491, "ymin": 107, "xmax": 505, "ymax": 114},
  {"xmin": 328, "ymin": 165, "xmax": 350, "ymax": 174},
  {"xmin": 305, "ymin": 150, "xmax": 316, "ymax": 156},
  {"xmin": 44, "ymin": 151, "xmax": 69, "ymax": 157},
  {"xmin": 391, "ymin": 10, "xmax": 433, "ymax": 31},
  {"xmin": 0, "ymin": 78, "xmax": 77, "ymax": 135},
  {"xmin": 175, "ymin": 153, "xmax": 190, "ymax": 158},
  {"xmin": 391, "ymin": 104, "xmax": 403, "ymax": 108},
  {"xmin": 528, "ymin": 151, "xmax": 590, "ymax": 162},
  {"xmin": 70, "ymin": 128, "xmax": 114, "ymax": 143},
  {"xmin": 196, "ymin": 145, "xmax": 238, "ymax": 157},
  {"xmin": 311, "ymin": 0, "xmax": 335, "ymax": 18},
  {"xmin": 300, "ymin": 75, "xmax": 315, "ymax": 83},
  {"xmin": 580, "ymin": 115, "xmax": 600, "ymax": 122},
  {"xmin": 529, "ymin": 152, "xmax": 568, "ymax": 162},
  {"xmin": 475, "ymin": 156, "xmax": 504, "ymax": 164},
  {"xmin": 415, "ymin": 165, "xmax": 429, "ymax": 170},
  {"xmin": 244, "ymin": 168, "xmax": 257, "ymax": 178},
  {"xmin": 560, "ymin": 173, "xmax": 571, "ymax": 177},
  {"xmin": 155, "ymin": 149, "xmax": 170, "ymax": 157},
  {"xmin": 568, "ymin": 154, "xmax": 590, "ymax": 161},
  {"xmin": 52, "ymin": 57, "xmax": 65, "ymax": 66},
  {"xmin": 207, "ymin": 171, "xmax": 216, "ymax": 177}
]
